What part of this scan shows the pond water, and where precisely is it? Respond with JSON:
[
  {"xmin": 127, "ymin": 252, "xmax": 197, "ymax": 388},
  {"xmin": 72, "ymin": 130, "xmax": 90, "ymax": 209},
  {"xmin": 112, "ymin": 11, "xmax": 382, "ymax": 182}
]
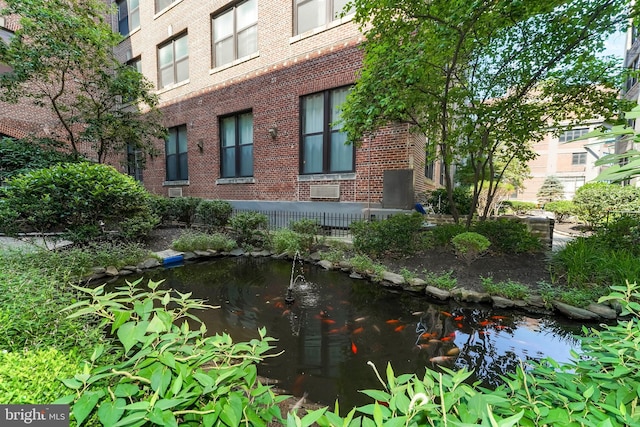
[{"xmin": 111, "ymin": 256, "xmax": 586, "ymax": 409}]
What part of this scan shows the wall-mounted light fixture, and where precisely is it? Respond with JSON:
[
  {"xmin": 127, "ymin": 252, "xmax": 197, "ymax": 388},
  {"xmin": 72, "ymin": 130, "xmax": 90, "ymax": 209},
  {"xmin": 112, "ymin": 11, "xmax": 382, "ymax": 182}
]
[
  {"xmin": 268, "ymin": 126, "xmax": 278, "ymax": 140},
  {"xmin": 197, "ymin": 139, "xmax": 204, "ymax": 152}
]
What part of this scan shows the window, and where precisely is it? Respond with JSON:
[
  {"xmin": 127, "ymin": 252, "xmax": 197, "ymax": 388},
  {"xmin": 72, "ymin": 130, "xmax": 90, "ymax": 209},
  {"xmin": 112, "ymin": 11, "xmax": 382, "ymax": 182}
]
[
  {"xmin": 158, "ymin": 33, "xmax": 189, "ymax": 89},
  {"xmin": 156, "ymin": 0, "xmax": 177, "ymax": 13},
  {"xmin": 127, "ymin": 145, "xmax": 143, "ymax": 181},
  {"xmin": 117, "ymin": 0, "xmax": 139, "ymax": 36},
  {"xmin": 166, "ymin": 125, "xmax": 188, "ymax": 181},
  {"xmin": 212, "ymin": 0, "xmax": 257, "ymax": 67},
  {"xmin": 300, "ymin": 87, "xmax": 353, "ymax": 174},
  {"xmin": 295, "ymin": 0, "xmax": 351, "ymax": 35},
  {"xmin": 0, "ymin": 25, "xmax": 13, "ymax": 74},
  {"xmin": 220, "ymin": 112, "xmax": 253, "ymax": 178},
  {"xmin": 128, "ymin": 57, "xmax": 142, "ymax": 73},
  {"xmin": 425, "ymin": 161, "xmax": 434, "ymax": 180},
  {"xmin": 572, "ymin": 152, "xmax": 587, "ymax": 165},
  {"xmin": 558, "ymin": 128, "xmax": 589, "ymax": 143}
]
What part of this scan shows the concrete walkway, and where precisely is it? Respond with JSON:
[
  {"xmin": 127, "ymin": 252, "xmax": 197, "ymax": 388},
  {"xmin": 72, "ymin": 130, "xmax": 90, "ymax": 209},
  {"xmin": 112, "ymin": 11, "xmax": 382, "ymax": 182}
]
[{"xmin": 0, "ymin": 235, "xmax": 73, "ymax": 252}]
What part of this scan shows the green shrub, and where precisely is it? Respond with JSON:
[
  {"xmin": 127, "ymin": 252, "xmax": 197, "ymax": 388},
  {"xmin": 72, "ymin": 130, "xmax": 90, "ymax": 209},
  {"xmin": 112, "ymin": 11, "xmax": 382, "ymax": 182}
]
[
  {"xmin": 1, "ymin": 163, "xmax": 157, "ymax": 242},
  {"xmin": 0, "ymin": 348, "xmax": 81, "ymax": 404},
  {"xmin": 290, "ymin": 218, "xmax": 321, "ymax": 251},
  {"xmin": 480, "ymin": 276, "xmax": 529, "ymax": 300},
  {"xmin": 166, "ymin": 196, "xmax": 202, "ymax": 227},
  {"xmin": 471, "ymin": 218, "xmax": 542, "ymax": 253},
  {"xmin": 195, "ymin": 199, "xmax": 233, "ymax": 230},
  {"xmin": 147, "ymin": 194, "xmax": 173, "ymax": 224},
  {"xmin": 544, "ymin": 200, "xmax": 575, "ymax": 222},
  {"xmin": 451, "ymin": 232, "xmax": 490, "ymax": 265},
  {"xmin": 573, "ymin": 182, "xmax": 640, "ymax": 227},
  {"xmin": 271, "ymin": 228, "xmax": 304, "ymax": 256},
  {"xmin": 171, "ymin": 230, "xmax": 236, "ymax": 252},
  {"xmin": 598, "ymin": 215, "xmax": 640, "ymax": 256},
  {"xmin": 351, "ymin": 213, "xmax": 424, "ymax": 257},
  {"xmin": 349, "ymin": 254, "xmax": 385, "ymax": 279},
  {"xmin": 57, "ymin": 279, "xmax": 287, "ymax": 427},
  {"xmin": 229, "ymin": 211, "xmax": 270, "ymax": 247},
  {"xmin": 423, "ymin": 187, "xmax": 473, "ymax": 214},
  {"xmin": 425, "ymin": 223, "xmax": 466, "ymax": 248},
  {"xmin": 504, "ymin": 200, "xmax": 537, "ymax": 215},
  {"xmin": 422, "ymin": 270, "xmax": 457, "ymax": 290}
]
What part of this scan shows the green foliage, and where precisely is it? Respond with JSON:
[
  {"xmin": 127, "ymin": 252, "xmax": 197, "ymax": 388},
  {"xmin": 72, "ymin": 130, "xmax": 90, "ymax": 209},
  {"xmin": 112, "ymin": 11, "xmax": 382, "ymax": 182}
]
[
  {"xmin": 271, "ymin": 228, "xmax": 305, "ymax": 256},
  {"xmin": 480, "ymin": 276, "xmax": 529, "ymax": 300},
  {"xmin": 504, "ymin": 200, "xmax": 537, "ymax": 215},
  {"xmin": 0, "ymin": 0, "xmax": 166, "ymax": 162},
  {"xmin": 0, "ymin": 137, "xmax": 81, "ymax": 182},
  {"xmin": 0, "ymin": 348, "xmax": 81, "ymax": 404},
  {"xmin": 573, "ymin": 182, "xmax": 640, "ymax": 227},
  {"xmin": 58, "ymin": 278, "xmax": 287, "ymax": 426},
  {"xmin": 451, "ymin": 232, "xmax": 490, "ymax": 265},
  {"xmin": 0, "ymin": 162, "xmax": 158, "ymax": 242},
  {"xmin": 424, "ymin": 223, "xmax": 467, "ymax": 248},
  {"xmin": 194, "ymin": 199, "xmax": 233, "ymax": 231},
  {"xmin": 536, "ymin": 176, "xmax": 566, "ymax": 204},
  {"xmin": 399, "ymin": 267, "xmax": 417, "ymax": 282},
  {"xmin": 148, "ymin": 194, "xmax": 174, "ymax": 224},
  {"xmin": 423, "ymin": 187, "xmax": 472, "ymax": 215},
  {"xmin": 320, "ymin": 248, "xmax": 347, "ymax": 264},
  {"xmin": 544, "ymin": 200, "xmax": 575, "ymax": 222},
  {"xmin": 349, "ymin": 254, "xmax": 385, "ymax": 280},
  {"xmin": 472, "ymin": 218, "xmax": 543, "ymax": 254},
  {"xmin": 0, "ymin": 250, "xmax": 105, "ymax": 353},
  {"xmin": 350, "ymin": 213, "xmax": 424, "ymax": 257},
  {"xmin": 550, "ymin": 218, "xmax": 640, "ymax": 298},
  {"xmin": 289, "ymin": 218, "xmax": 321, "ymax": 251},
  {"xmin": 229, "ymin": 211, "xmax": 270, "ymax": 247},
  {"xmin": 171, "ymin": 231, "xmax": 236, "ymax": 252},
  {"xmin": 422, "ymin": 270, "xmax": 457, "ymax": 290},
  {"xmin": 166, "ymin": 196, "xmax": 202, "ymax": 227}
]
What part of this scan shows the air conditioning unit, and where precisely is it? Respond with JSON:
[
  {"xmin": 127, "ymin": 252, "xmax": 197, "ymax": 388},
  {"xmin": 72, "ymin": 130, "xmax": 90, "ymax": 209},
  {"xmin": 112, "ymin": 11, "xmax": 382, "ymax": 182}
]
[
  {"xmin": 168, "ymin": 187, "xmax": 183, "ymax": 198},
  {"xmin": 310, "ymin": 184, "xmax": 340, "ymax": 199}
]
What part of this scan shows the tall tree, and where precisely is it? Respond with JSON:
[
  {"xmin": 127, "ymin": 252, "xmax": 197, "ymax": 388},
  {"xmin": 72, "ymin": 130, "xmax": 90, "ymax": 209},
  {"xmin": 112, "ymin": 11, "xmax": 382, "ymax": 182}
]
[
  {"xmin": 537, "ymin": 176, "xmax": 566, "ymax": 204},
  {"xmin": 341, "ymin": 0, "xmax": 633, "ymax": 225},
  {"xmin": 0, "ymin": 0, "xmax": 166, "ymax": 165}
]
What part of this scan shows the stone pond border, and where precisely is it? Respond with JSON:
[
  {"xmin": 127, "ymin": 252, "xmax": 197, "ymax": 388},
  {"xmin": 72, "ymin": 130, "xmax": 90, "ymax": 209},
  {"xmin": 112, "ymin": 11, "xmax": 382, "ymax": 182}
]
[{"xmin": 84, "ymin": 246, "xmax": 622, "ymax": 323}]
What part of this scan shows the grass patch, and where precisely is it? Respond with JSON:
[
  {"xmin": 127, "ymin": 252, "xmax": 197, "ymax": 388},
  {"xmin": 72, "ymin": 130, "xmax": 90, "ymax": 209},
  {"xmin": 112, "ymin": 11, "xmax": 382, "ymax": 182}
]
[
  {"xmin": 171, "ymin": 230, "xmax": 237, "ymax": 252},
  {"xmin": 480, "ymin": 276, "xmax": 529, "ymax": 300},
  {"xmin": 423, "ymin": 270, "xmax": 457, "ymax": 290}
]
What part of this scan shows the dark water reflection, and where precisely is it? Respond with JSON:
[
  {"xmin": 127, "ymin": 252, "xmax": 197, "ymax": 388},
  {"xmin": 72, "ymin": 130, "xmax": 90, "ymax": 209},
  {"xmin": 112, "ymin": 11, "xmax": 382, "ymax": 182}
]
[{"xmin": 112, "ymin": 257, "xmax": 585, "ymax": 409}]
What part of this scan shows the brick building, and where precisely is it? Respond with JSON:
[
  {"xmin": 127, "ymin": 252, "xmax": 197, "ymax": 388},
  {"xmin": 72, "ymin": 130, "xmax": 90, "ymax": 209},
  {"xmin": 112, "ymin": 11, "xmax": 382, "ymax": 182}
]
[{"xmin": 111, "ymin": 0, "xmax": 436, "ymax": 214}]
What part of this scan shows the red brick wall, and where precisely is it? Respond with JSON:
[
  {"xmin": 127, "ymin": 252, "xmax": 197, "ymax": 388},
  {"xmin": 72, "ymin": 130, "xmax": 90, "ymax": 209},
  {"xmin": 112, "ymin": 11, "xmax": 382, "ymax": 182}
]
[{"xmin": 139, "ymin": 43, "xmax": 423, "ymax": 203}]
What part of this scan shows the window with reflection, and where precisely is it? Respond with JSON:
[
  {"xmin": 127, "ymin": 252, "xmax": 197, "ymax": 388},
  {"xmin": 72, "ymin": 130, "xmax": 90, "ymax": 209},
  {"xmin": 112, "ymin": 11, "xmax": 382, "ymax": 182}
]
[
  {"xmin": 166, "ymin": 125, "xmax": 188, "ymax": 181},
  {"xmin": 156, "ymin": 0, "xmax": 177, "ymax": 13},
  {"xmin": 116, "ymin": 0, "xmax": 139, "ymax": 36},
  {"xmin": 158, "ymin": 33, "xmax": 189, "ymax": 89},
  {"xmin": 220, "ymin": 111, "xmax": 253, "ymax": 178},
  {"xmin": 213, "ymin": 0, "xmax": 258, "ymax": 67},
  {"xmin": 300, "ymin": 87, "xmax": 353, "ymax": 174},
  {"xmin": 294, "ymin": 0, "xmax": 351, "ymax": 35}
]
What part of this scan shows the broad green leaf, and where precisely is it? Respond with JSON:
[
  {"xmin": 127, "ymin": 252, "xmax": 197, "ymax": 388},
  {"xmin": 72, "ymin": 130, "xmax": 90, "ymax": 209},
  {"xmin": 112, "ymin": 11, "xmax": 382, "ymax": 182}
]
[
  {"xmin": 112, "ymin": 411, "xmax": 147, "ymax": 427},
  {"xmin": 97, "ymin": 398, "xmax": 126, "ymax": 426},
  {"xmin": 60, "ymin": 378, "xmax": 83, "ymax": 390},
  {"xmin": 72, "ymin": 390, "xmax": 104, "ymax": 425},
  {"xmin": 301, "ymin": 407, "xmax": 327, "ymax": 426},
  {"xmin": 117, "ymin": 322, "xmax": 138, "ymax": 353},
  {"xmin": 111, "ymin": 310, "xmax": 132, "ymax": 334},
  {"xmin": 114, "ymin": 383, "xmax": 140, "ymax": 398}
]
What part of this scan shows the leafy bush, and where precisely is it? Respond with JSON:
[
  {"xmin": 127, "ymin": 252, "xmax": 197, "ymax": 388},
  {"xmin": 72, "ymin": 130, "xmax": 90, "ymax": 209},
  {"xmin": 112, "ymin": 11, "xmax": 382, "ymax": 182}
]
[
  {"xmin": 504, "ymin": 200, "xmax": 537, "ymax": 215},
  {"xmin": 57, "ymin": 279, "xmax": 287, "ymax": 426},
  {"xmin": 171, "ymin": 231, "xmax": 236, "ymax": 252},
  {"xmin": 544, "ymin": 200, "xmax": 575, "ymax": 222},
  {"xmin": 598, "ymin": 215, "xmax": 640, "ymax": 256},
  {"xmin": 423, "ymin": 187, "xmax": 473, "ymax": 215},
  {"xmin": 147, "ymin": 194, "xmax": 174, "ymax": 224},
  {"xmin": 0, "ymin": 163, "xmax": 158, "ymax": 242},
  {"xmin": 229, "ymin": 211, "xmax": 270, "ymax": 247},
  {"xmin": 451, "ymin": 232, "xmax": 490, "ymax": 265},
  {"xmin": 351, "ymin": 213, "xmax": 424, "ymax": 257},
  {"xmin": 290, "ymin": 218, "xmax": 321, "ymax": 251},
  {"xmin": 166, "ymin": 196, "xmax": 202, "ymax": 227},
  {"xmin": 422, "ymin": 270, "xmax": 457, "ymax": 290},
  {"xmin": 195, "ymin": 199, "xmax": 233, "ymax": 230},
  {"xmin": 349, "ymin": 254, "xmax": 385, "ymax": 279},
  {"xmin": 424, "ymin": 223, "xmax": 466, "ymax": 248},
  {"xmin": 0, "ymin": 136, "xmax": 80, "ymax": 183},
  {"xmin": 471, "ymin": 218, "xmax": 542, "ymax": 253},
  {"xmin": 271, "ymin": 228, "xmax": 304, "ymax": 256},
  {"xmin": 480, "ymin": 276, "xmax": 529, "ymax": 300},
  {"xmin": 0, "ymin": 348, "xmax": 81, "ymax": 404},
  {"xmin": 573, "ymin": 182, "xmax": 640, "ymax": 227}
]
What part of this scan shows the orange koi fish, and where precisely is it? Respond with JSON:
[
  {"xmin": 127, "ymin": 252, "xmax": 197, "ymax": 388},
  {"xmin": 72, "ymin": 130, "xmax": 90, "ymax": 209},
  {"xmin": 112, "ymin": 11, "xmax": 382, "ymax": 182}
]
[
  {"xmin": 394, "ymin": 325, "xmax": 407, "ymax": 332},
  {"xmin": 441, "ymin": 336, "xmax": 453, "ymax": 342},
  {"xmin": 419, "ymin": 332, "xmax": 436, "ymax": 340},
  {"xmin": 328, "ymin": 328, "xmax": 341, "ymax": 334},
  {"xmin": 352, "ymin": 327, "xmax": 364, "ymax": 335},
  {"xmin": 281, "ymin": 309, "xmax": 291, "ymax": 316},
  {"xmin": 479, "ymin": 320, "xmax": 492, "ymax": 327},
  {"xmin": 491, "ymin": 315, "xmax": 508, "ymax": 320},
  {"xmin": 322, "ymin": 318, "xmax": 336, "ymax": 325},
  {"xmin": 446, "ymin": 347, "xmax": 460, "ymax": 356},
  {"xmin": 351, "ymin": 341, "xmax": 358, "ymax": 354},
  {"xmin": 415, "ymin": 343, "xmax": 431, "ymax": 350},
  {"xmin": 456, "ymin": 323, "xmax": 464, "ymax": 328},
  {"xmin": 440, "ymin": 311, "xmax": 453, "ymax": 317},
  {"xmin": 454, "ymin": 315, "xmax": 464, "ymax": 321},
  {"xmin": 386, "ymin": 319, "xmax": 401, "ymax": 324}
]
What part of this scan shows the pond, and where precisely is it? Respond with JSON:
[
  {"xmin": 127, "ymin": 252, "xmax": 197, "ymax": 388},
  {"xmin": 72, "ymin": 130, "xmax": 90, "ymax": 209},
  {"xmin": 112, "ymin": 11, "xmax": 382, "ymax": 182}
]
[{"xmin": 110, "ymin": 256, "xmax": 586, "ymax": 409}]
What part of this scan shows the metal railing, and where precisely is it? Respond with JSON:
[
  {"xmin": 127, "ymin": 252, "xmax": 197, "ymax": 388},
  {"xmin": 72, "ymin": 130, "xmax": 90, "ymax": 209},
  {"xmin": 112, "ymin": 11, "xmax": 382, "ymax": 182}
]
[{"xmin": 232, "ymin": 209, "xmax": 366, "ymax": 238}]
